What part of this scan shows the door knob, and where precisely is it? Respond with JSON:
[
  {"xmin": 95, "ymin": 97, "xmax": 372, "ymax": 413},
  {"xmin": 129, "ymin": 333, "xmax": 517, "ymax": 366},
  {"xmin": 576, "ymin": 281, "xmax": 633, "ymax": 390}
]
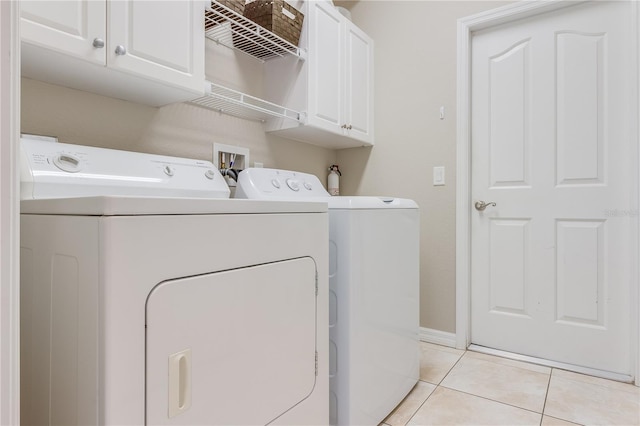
[
  {"xmin": 92, "ymin": 38, "xmax": 105, "ymax": 48},
  {"xmin": 115, "ymin": 45, "xmax": 127, "ymax": 55},
  {"xmin": 475, "ymin": 200, "xmax": 496, "ymax": 211}
]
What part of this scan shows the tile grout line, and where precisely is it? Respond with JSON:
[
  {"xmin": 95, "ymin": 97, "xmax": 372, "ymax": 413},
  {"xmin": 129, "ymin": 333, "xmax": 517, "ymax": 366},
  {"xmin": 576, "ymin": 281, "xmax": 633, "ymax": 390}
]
[
  {"xmin": 539, "ymin": 367, "xmax": 554, "ymax": 426},
  {"xmin": 401, "ymin": 349, "xmax": 468, "ymax": 426},
  {"xmin": 438, "ymin": 349, "xmax": 468, "ymax": 385},
  {"xmin": 435, "ymin": 385, "xmax": 546, "ymax": 417},
  {"xmin": 437, "ymin": 349, "xmax": 552, "ymax": 418}
]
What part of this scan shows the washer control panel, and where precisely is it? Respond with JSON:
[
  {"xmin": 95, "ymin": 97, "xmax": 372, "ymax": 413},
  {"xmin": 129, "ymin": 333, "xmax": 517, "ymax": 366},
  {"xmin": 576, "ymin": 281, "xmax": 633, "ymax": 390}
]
[
  {"xmin": 236, "ymin": 168, "xmax": 330, "ymax": 200},
  {"xmin": 20, "ymin": 136, "xmax": 230, "ymax": 200}
]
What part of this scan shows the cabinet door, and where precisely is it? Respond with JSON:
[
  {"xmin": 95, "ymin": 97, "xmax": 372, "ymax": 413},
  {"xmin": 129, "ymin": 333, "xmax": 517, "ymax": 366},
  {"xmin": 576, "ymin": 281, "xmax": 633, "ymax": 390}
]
[
  {"xmin": 345, "ymin": 23, "xmax": 374, "ymax": 145},
  {"xmin": 21, "ymin": 0, "xmax": 106, "ymax": 65},
  {"xmin": 308, "ymin": 1, "xmax": 344, "ymax": 133},
  {"xmin": 108, "ymin": 0, "xmax": 204, "ymax": 94}
]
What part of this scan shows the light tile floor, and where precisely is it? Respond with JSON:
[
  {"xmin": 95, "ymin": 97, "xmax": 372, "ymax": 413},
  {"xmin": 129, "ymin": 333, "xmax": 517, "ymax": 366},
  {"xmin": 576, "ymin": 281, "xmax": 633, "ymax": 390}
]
[{"xmin": 381, "ymin": 343, "xmax": 640, "ymax": 426}]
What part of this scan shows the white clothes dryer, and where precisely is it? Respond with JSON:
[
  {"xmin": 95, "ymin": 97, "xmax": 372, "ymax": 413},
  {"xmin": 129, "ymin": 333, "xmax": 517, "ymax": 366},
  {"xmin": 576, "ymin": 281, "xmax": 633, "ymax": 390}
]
[
  {"xmin": 236, "ymin": 168, "xmax": 420, "ymax": 426},
  {"xmin": 19, "ymin": 138, "xmax": 329, "ymax": 426}
]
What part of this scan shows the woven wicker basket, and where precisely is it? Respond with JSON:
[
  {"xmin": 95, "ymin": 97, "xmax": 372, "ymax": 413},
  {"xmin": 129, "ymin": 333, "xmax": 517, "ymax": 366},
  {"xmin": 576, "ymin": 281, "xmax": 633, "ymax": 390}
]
[
  {"xmin": 244, "ymin": 0, "xmax": 304, "ymax": 46},
  {"xmin": 205, "ymin": 0, "xmax": 246, "ymax": 30}
]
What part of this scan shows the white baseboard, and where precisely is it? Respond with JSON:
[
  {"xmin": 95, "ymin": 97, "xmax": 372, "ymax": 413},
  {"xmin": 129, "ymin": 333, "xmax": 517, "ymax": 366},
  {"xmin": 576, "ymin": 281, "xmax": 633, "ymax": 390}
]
[{"xmin": 419, "ymin": 327, "xmax": 457, "ymax": 348}]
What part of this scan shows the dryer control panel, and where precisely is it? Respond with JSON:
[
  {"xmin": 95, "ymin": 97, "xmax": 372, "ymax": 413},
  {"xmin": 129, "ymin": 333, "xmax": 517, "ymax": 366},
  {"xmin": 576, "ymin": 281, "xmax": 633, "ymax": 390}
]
[
  {"xmin": 20, "ymin": 136, "xmax": 230, "ymax": 200},
  {"xmin": 236, "ymin": 168, "xmax": 330, "ymax": 200}
]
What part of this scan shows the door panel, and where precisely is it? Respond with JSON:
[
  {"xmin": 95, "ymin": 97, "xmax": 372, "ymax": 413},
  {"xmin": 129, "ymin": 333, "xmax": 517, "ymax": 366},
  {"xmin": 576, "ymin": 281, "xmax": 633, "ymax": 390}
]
[
  {"xmin": 146, "ymin": 257, "xmax": 318, "ymax": 425},
  {"xmin": 556, "ymin": 32, "xmax": 605, "ymax": 185},
  {"xmin": 345, "ymin": 24, "xmax": 374, "ymax": 144},
  {"xmin": 108, "ymin": 0, "xmax": 204, "ymax": 92},
  {"xmin": 488, "ymin": 219, "xmax": 529, "ymax": 317},
  {"xmin": 555, "ymin": 219, "xmax": 604, "ymax": 327},
  {"xmin": 20, "ymin": 0, "xmax": 105, "ymax": 64},
  {"xmin": 471, "ymin": 1, "xmax": 633, "ymax": 374},
  {"xmin": 308, "ymin": 1, "xmax": 343, "ymax": 130},
  {"xmin": 489, "ymin": 40, "xmax": 530, "ymax": 187}
]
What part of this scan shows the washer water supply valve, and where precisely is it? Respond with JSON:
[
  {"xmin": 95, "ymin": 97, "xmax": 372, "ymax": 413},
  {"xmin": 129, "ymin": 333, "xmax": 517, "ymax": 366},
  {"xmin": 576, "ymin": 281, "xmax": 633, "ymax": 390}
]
[
  {"xmin": 328, "ymin": 165, "xmax": 341, "ymax": 196},
  {"xmin": 213, "ymin": 143, "xmax": 250, "ymax": 197}
]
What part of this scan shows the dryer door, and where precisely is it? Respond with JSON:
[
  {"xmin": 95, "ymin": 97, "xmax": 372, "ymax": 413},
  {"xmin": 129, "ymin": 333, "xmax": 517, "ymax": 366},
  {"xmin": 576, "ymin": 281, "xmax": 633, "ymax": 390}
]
[{"xmin": 146, "ymin": 257, "xmax": 318, "ymax": 425}]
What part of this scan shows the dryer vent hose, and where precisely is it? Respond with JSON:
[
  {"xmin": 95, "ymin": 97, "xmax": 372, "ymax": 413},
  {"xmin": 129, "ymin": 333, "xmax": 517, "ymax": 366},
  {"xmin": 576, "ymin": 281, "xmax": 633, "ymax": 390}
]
[{"xmin": 220, "ymin": 168, "xmax": 241, "ymax": 182}]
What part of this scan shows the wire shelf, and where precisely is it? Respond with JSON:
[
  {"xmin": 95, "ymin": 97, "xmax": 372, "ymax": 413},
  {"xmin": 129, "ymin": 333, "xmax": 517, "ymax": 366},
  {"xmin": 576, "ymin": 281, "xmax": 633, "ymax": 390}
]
[
  {"xmin": 205, "ymin": 1, "xmax": 306, "ymax": 62},
  {"xmin": 188, "ymin": 81, "xmax": 303, "ymax": 123}
]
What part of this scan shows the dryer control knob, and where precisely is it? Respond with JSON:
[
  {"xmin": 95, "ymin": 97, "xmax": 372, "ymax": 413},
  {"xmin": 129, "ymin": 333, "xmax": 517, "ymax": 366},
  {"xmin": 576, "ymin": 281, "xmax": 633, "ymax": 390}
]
[
  {"xmin": 164, "ymin": 165, "xmax": 175, "ymax": 177},
  {"xmin": 286, "ymin": 178, "xmax": 300, "ymax": 191},
  {"xmin": 204, "ymin": 169, "xmax": 216, "ymax": 180},
  {"xmin": 303, "ymin": 181, "xmax": 313, "ymax": 190},
  {"xmin": 271, "ymin": 179, "xmax": 281, "ymax": 189}
]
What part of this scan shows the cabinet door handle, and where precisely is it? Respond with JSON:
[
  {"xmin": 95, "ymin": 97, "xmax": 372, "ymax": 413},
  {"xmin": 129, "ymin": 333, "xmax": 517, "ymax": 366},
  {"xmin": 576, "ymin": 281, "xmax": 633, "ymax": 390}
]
[
  {"xmin": 115, "ymin": 45, "xmax": 127, "ymax": 56},
  {"xmin": 347, "ymin": 124, "xmax": 352, "ymax": 130},
  {"xmin": 92, "ymin": 38, "xmax": 105, "ymax": 49}
]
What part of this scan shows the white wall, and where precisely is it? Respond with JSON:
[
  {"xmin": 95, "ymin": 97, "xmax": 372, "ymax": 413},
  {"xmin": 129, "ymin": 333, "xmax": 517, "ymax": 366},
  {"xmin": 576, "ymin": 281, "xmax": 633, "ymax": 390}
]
[
  {"xmin": 21, "ymin": 40, "xmax": 337, "ymax": 181},
  {"xmin": 337, "ymin": 1, "xmax": 509, "ymax": 333}
]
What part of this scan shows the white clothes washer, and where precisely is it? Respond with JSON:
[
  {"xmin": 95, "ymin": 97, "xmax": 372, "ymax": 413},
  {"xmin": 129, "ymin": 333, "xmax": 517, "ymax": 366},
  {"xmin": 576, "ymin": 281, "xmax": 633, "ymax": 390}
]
[
  {"xmin": 236, "ymin": 168, "xmax": 420, "ymax": 426},
  {"xmin": 19, "ymin": 138, "xmax": 329, "ymax": 426}
]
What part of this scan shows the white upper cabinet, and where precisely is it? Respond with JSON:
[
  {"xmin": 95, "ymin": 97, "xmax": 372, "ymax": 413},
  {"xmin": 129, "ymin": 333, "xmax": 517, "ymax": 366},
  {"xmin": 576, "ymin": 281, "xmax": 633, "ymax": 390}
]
[
  {"xmin": 21, "ymin": 0, "xmax": 205, "ymax": 106},
  {"xmin": 108, "ymin": 1, "xmax": 203, "ymax": 93},
  {"xmin": 21, "ymin": 1, "xmax": 106, "ymax": 65},
  {"xmin": 265, "ymin": 1, "xmax": 374, "ymax": 149},
  {"xmin": 308, "ymin": 2, "xmax": 344, "ymax": 135},
  {"xmin": 344, "ymin": 23, "xmax": 373, "ymax": 145}
]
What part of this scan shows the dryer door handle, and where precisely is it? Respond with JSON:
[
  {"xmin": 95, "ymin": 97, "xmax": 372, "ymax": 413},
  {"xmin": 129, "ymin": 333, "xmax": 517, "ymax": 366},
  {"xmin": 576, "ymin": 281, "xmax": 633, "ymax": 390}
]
[{"xmin": 168, "ymin": 349, "xmax": 192, "ymax": 418}]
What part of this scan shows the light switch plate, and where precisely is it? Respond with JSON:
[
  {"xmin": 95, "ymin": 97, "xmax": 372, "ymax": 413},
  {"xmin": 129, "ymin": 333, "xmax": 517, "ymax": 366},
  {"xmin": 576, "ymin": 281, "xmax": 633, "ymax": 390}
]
[{"xmin": 433, "ymin": 166, "xmax": 445, "ymax": 186}]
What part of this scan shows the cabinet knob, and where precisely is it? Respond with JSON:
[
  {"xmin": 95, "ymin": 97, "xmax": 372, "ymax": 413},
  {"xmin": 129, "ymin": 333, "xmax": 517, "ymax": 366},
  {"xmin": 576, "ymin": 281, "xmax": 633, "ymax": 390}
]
[
  {"xmin": 92, "ymin": 38, "xmax": 105, "ymax": 48},
  {"xmin": 115, "ymin": 45, "xmax": 127, "ymax": 56},
  {"xmin": 347, "ymin": 124, "xmax": 353, "ymax": 130}
]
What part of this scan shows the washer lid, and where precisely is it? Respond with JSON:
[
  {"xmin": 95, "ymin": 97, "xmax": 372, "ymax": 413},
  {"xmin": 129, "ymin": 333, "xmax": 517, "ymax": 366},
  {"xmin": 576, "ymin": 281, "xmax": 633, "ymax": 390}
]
[
  {"xmin": 20, "ymin": 136, "xmax": 230, "ymax": 200},
  {"xmin": 327, "ymin": 196, "xmax": 418, "ymax": 210}
]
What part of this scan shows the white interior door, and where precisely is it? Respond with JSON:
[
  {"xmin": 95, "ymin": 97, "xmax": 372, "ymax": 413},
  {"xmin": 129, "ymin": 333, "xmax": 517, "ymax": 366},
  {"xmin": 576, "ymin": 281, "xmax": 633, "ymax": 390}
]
[{"xmin": 471, "ymin": 1, "xmax": 635, "ymax": 375}]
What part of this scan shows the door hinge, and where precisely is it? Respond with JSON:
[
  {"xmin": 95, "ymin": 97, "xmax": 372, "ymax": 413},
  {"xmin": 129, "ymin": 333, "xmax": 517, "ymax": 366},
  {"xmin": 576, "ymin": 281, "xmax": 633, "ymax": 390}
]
[{"xmin": 315, "ymin": 350, "xmax": 318, "ymax": 376}]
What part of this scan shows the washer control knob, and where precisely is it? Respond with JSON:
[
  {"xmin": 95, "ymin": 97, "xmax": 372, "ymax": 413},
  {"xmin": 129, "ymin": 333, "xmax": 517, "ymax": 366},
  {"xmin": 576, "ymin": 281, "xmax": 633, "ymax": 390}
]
[
  {"xmin": 164, "ymin": 165, "xmax": 174, "ymax": 177},
  {"xmin": 204, "ymin": 169, "xmax": 216, "ymax": 180},
  {"xmin": 303, "ymin": 181, "xmax": 313, "ymax": 190},
  {"xmin": 271, "ymin": 179, "xmax": 281, "ymax": 189},
  {"xmin": 286, "ymin": 178, "xmax": 300, "ymax": 191},
  {"xmin": 53, "ymin": 153, "xmax": 82, "ymax": 173}
]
